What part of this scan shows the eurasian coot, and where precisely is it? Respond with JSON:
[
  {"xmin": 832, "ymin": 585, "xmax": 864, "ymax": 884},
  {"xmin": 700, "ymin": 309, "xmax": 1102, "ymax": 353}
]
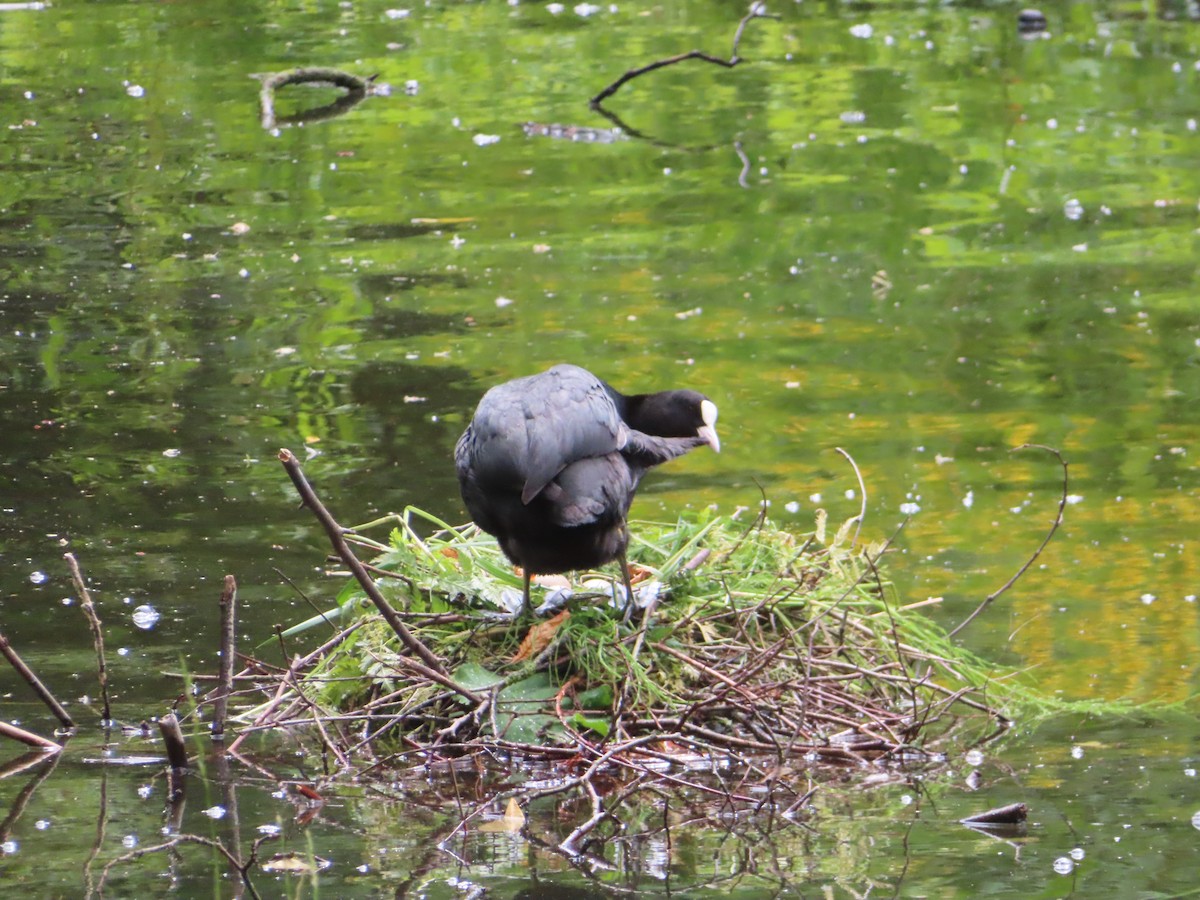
[{"xmin": 455, "ymin": 364, "xmax": 720, "ymax": 616}]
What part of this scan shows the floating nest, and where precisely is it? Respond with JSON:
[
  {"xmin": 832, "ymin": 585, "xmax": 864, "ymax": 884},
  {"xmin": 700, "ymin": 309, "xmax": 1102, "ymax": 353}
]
[{"xmin": 233, "ymin": 503, "xmax": 1014, "ymax": 769}]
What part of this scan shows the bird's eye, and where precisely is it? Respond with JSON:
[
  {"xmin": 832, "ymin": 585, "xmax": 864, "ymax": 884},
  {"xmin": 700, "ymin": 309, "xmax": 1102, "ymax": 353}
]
[{"xmin": 701, "ymin": 399, "xmax": 718, "ymax": 427}]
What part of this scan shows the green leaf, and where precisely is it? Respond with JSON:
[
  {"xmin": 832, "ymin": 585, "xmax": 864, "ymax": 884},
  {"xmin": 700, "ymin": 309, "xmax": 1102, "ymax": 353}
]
[
  {"xmin": 498, "ymin": 673, "xmax": 559, "ymax": 702},
  {"xmin": 570, "ymin": 713, "xmax": 610, "ymax": 738},
  {"xmin": 574, "ymin": 685, "xmax": 614, "ymax": 709},
  {"xmin": 452, "ymin": 662, "xmax": 504, "ymax": 691}
]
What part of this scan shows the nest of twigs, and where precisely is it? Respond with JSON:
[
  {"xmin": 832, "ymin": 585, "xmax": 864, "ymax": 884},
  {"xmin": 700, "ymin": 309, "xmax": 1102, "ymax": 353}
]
[{"xmin": 231, "ymin": 499, "xmax": 1013, "ymax": 768}]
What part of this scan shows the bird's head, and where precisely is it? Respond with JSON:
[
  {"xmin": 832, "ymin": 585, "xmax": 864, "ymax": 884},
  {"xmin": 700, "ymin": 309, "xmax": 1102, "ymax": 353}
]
[{"xmin": 624, "ymin": 390, "xmax": 720, "ymax": 453}]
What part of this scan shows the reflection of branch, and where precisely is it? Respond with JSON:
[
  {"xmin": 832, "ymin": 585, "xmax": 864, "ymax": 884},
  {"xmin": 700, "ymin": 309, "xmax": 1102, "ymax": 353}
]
[
  {"xmin": 949, "ymin": 445, "xmax": 1068, "ymax": 639},
  {"xmin": 590, "ymin": 3, "xmax": 778, "ymax": 107},
  {"xmin": 734, "ymin": 140, "xmax": 752, "ymax": 188},
  {"xmin": 257, "ymin": 67, "xmax": 377, "ymax": 130},
  {"xmin": 100, "ymin": 833, "xmax": 271, "ymax": 900},
  {"xmin": 589, "ymin": 102, "xmax": 721, "ymax": 151},
  {"xmin": 0, "ymin": 752, "xmax": 61, "ymax": 844}
]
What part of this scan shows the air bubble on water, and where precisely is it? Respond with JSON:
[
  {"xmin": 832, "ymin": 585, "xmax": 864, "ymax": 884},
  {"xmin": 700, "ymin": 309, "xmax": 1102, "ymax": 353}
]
[
  {"xmin": 962, "ymin": 490, "xmax": 974, "ymax": 508},
  {"xmin": 1063, "ymin": 198, "xmax": 1084, "ymax": 220},
  {"xmin": 202, "ymin": 806, "xmax": 227, "ymax": 820},
  {"xmin": 785, "ymin": 501, "xmax": 800, "ymax": 513},
  {"xmin": 472, "ymin": 133, "xmax": 500, "ymax": 147},
  {"xmin": 1053, "ymin": 857, "xmax": 1075, "ymax": 875},
  {"xmin": 29, "ymin": 571, "xmax": 47, "ymax": 585},
  {"xmin": 899, "ymin": 502, "xmax": 920, "ymax": 515},
  {"xmin": 126, "ymin": 84, "xmax": 145, "ymax": 98},
  {"xmin": 132, "ymin": 605, "xmax": 161, "ymax": 630},
  {"xmin": 849, "ymin": 23, "xmax": 873, "ymax": 38}
]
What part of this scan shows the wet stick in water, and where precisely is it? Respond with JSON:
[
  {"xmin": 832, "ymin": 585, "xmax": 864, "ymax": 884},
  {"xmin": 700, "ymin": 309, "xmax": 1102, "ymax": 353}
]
[
  {"xmin": 159, "ymin": 711, "xmax": 189, "ymax": 805},
  {"xmin": 0, "ymin": 630, "xmax": 74, "ymax": 729},
  {"xmin": 65, "ymin": 552, "xmax": 111, "ymax": 724},
  {"xmin": 0, "ymin": 719, "xmax": 62, "ymax": 751},
  {"xmin": 211, "ymin": 575, "xmax": 238, "ymax": 741}
]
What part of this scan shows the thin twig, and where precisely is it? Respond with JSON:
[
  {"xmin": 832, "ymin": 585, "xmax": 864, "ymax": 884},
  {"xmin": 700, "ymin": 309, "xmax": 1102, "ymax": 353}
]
[
  {"xmin": 590, "ymin": 4, "xmax": 778, "ymax": 106},
  {"xmin": 64, "ymin": 552, "xmax": 111, "ymax": 723},
  {"xmin": 835, "ymin": 446, "xmax": 868, "ymax": 548},
  {"xmin": 949, "ymin": 444, "xmax": 1068, "ymax": 639},
  {"xmin": 277, "ymin": 449, "xmax": 480, "ymax": 704}
]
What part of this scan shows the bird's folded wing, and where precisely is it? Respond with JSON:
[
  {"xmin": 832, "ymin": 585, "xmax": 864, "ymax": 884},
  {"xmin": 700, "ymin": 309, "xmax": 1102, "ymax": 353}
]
[
  {"xmin": 517, "ymin": 374, "xmax": 626, "ymax": 504},
  {"xmin": 542, "ymin": 456, "xmax": 634, "ymax": 527}
]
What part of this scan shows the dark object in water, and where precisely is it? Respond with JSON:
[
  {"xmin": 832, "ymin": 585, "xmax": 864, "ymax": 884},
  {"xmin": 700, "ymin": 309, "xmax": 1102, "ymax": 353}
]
[
  {"xmin": 960, "ymin": 802, "xmax": 1029, "ymax": 826},
  {"xmin": 456, "ymin": 364, "xmax": 719, "ymax": 616}
]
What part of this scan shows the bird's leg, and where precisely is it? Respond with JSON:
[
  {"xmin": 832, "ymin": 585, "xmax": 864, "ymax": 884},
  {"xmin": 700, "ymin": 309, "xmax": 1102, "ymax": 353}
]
[
  {"xmin": 618, "ymin": 549, "xmax": 636, "ymax": 623},
  {"xmin": 522, "ymin": 569, "xmax": 533, "ymax": 619}
]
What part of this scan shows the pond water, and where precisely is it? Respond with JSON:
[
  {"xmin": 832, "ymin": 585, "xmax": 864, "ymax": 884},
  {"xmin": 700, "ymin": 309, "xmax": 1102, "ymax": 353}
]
[{"xmin": 1, "ymin": 0, "xmax": 1199, "ymax": 896}]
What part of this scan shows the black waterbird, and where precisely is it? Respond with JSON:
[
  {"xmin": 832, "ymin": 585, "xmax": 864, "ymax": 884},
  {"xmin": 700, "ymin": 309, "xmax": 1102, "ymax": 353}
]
[{"xmin": 455, "ymin": 364, "xmax": 720, "ymax": 616}]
